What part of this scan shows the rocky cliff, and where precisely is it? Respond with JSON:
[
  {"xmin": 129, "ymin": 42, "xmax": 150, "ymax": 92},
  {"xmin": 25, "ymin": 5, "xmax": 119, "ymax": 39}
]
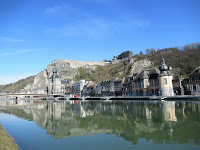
[
  {"xmin": 25, "ymin": 59, "xmax": 109, "ymax": 91},
  {"xmin": 24, "ymin": 58, "xmax": 154, "ymax": 91}
]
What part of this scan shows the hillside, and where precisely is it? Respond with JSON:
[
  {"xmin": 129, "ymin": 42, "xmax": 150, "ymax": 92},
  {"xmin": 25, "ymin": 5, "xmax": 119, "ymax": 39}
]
[
  {"xmin": 0, "ymin": 42, "xmax": 199, "ymax": 92},
  {"xmin": 74, "ymin": 58, "xmax": 153, "ymax": 83},
  {"xmin": 133, "ymin": 43, "xmax": 200, "ymax": 76},
  {"xmin": 0, "ymin": 76, "xmax": 35, "ymax": 92},
  {"xmin": 75, "ymin": 43, "xmax": 200, "ymax": 83},
  {"xmin": 148, "ymin": 50, "xmax": 200, "ymax": 76}
]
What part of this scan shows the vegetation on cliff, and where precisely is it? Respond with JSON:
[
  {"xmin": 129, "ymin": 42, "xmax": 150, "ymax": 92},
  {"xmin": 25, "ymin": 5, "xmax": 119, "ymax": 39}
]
[
  {"xmin": 74, "ymin": 63, "xmax": 127, "ymax": 83},
  {"xmin": 0, "ymin": 76, "xmax": 35, "ymax": 92},
  {"xmin": 141, "ymin": 42, "xmax": 200, "ymax": 76}
]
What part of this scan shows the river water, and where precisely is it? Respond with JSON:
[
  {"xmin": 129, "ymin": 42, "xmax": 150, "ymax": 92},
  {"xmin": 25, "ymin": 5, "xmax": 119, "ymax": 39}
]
[{"xmin": 0, "ymin": 99, "xmax": 200, "ymax": 150}]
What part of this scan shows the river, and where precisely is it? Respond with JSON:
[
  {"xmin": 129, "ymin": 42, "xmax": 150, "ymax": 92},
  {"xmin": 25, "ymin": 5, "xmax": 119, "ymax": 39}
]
[{"xmin": 0, "ymin": 99, "xmax": 200, "ymax": 150}]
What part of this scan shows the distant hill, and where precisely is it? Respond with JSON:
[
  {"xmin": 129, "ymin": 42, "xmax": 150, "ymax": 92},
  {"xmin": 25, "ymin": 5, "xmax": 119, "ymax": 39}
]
[{"xmin": 0, "ymin": 76, "xmax": 35, "ymax": 92}]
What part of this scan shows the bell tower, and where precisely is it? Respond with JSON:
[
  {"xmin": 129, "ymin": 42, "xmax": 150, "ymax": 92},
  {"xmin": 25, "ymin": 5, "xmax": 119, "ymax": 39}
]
[{"xmin": 158, "ymin": 57, "xmax": 174, "ymax": 96}]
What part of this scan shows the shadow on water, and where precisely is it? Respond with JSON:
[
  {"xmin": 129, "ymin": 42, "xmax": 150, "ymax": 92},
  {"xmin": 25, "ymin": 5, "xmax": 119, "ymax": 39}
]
[{"xmin": 0, "ymin": 99, "xmax": 200, "ymax": 145}]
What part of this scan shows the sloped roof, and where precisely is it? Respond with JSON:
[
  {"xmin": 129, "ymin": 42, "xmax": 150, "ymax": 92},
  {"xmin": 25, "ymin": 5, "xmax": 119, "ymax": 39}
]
[{"xmin": 133, "ymin": 67, "xmax": 160, "ymax": 81}]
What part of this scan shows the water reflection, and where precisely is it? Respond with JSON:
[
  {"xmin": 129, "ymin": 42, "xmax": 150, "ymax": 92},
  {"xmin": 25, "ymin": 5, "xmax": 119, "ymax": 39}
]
[{"xmin": 0, "ymin": 99, "xmax": 200, "ymax": 145}]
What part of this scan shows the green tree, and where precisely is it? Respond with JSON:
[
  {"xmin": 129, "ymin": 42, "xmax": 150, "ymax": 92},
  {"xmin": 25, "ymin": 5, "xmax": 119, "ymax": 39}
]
[{"xmin": 117, "ymin": 51, "xmax": 133, "ymax": 59}]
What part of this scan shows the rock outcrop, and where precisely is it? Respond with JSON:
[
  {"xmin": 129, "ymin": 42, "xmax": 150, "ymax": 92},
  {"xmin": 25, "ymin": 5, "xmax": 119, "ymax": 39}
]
[
  {"xmin": 25, "ymin": 59, "xmax": 109, "ymax": 91},
  {"xmin": 24, "ymin": 58, "xmax": 154, "ymax": 92},
  {"xmin": 131, "ymin": 59, "xmax": 154, "ymax": 74},
  {"xmin": 123, "ymin": 57, "xmax": 154, "ymax": 75},
  {"xmin": 25, "ymin": 70, "xmax": 48, "ymax": 91}
]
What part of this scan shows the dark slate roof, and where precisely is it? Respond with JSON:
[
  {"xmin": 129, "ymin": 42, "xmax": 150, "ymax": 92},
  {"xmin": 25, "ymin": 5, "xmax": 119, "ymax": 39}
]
[{"xmin": 133, "ymin": 67, "xmax": 160, "ymax": 81}]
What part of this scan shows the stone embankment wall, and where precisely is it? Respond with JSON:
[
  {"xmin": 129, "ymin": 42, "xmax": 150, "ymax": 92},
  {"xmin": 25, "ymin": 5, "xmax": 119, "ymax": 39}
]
[{"xmin": 54, "ymin": 59, "xmax": 110, "ymax": 68}]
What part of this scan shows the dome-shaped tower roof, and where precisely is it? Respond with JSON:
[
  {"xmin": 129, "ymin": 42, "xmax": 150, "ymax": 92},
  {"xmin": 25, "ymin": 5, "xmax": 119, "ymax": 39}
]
[
  {"xmin": 52, "ymin": 63, "xmax": 57, "ymax": 73},
  {"xmin": 159, "ymin": 57, "xmax": 172, "ymax": 75}
]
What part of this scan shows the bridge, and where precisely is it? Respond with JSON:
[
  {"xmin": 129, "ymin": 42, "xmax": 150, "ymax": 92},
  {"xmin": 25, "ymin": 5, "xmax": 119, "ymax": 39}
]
[
  {"xmin": 0, "ymin": 93, "xmax": 63, "ymax": 98},
  {"xmin": 1, "ymin": 93, "xmax": 200, "ymax": 101}
]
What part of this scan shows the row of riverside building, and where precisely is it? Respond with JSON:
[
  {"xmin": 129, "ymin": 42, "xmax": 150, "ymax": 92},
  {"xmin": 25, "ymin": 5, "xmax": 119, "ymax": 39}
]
[{"xmin": 46, "ymin": 58, "xmax": 200, "ymax": 97}]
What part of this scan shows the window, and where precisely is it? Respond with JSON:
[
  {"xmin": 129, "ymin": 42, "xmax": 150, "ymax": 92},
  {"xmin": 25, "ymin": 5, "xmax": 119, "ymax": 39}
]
[
  {"xmin": 191, "ymin": 77, "xmax": 195, "ymax": 81},
  {"xmin": 135, "ymin": 82, "xmax": 137, "ymax": 88},
  {"xmin": 163, "ymin": 78, "xmax": 167, "ymax": 85},
  {"xmin": 193, "ymin": 85, "xmax": 196, "ymax": 91},
  {"xmin": 199, "ymin": 84, "xmax": 200, "ymax": 92},
  {"xmin": 150, "ymin": 80, "xmax": 153, "ymax": 86},
  {"xmin": 141, "ymin": 80, "xmax": 144, "ymax": 87},
  {"xmin": 145, "ymin": 80, "xmax": 148, "ymax": 88},
  {"xmin": 155, "ymin": 79, "xmax": 158, "ymax": 86},
  {"xmin": 198, "ymin": 76, "xmax": 200, "ymax": 81},
  {"xmin": 139, "ymin": 81, "xmax": 141, "ymax": 87}
]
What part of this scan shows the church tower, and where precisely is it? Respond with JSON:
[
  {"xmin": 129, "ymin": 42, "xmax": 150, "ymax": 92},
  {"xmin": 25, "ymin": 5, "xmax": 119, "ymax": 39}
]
[
  {"xmin": 48, "ymin": 62, "xmax": 61, "ymax": 95},
  {"xmin": 158, "ymin": 57, "xmax": 174, "ymax": 96}
]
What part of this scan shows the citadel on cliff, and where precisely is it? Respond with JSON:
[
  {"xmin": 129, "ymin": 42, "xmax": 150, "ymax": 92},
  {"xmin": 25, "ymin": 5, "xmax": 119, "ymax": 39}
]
[{"xmin": 23, "ymin": 56, "xmax": 200, "ymax": 97}]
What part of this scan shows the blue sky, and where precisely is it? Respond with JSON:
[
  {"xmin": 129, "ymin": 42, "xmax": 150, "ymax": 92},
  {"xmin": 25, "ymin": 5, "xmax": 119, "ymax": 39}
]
[{"xmin": 0, "ymin": 0, "xmax": 199, "ymax": 85}]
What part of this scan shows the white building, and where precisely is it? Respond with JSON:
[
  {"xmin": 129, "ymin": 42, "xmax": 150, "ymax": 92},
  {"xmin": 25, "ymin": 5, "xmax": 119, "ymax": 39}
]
[
  {"xmin": 72, "ymin": 80, "xmax": 93, "ymax": 96},
  {"xmin": 158, "ymin": 58, "xmax": 174, "ymax": 96}
]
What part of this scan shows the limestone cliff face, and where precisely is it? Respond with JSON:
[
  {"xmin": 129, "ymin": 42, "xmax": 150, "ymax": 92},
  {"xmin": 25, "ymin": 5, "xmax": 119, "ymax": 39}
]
[
  {"xmin": 131, "ymin": 59, "xmax": 154, "ymax": 74},
  {"xmin": 123, "ymin": 57, "xmax": 154, "ymax": 75},
  {"xmin": 25, "ymin": 70, "xmax": 48, "ymax": 91},
  {"xmin": 25, "ymin": 59, "xmax": 109, "ymax": 91},
  {"xmin": 24, "ymin": 58, "xmax": 153, "ymax": 91}
]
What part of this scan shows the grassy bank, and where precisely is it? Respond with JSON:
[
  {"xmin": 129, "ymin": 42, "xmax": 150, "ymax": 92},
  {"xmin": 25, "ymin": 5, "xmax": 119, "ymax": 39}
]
[{"xmin": 0, "ymin": 124, "xmax": 19, "ymax": 150}]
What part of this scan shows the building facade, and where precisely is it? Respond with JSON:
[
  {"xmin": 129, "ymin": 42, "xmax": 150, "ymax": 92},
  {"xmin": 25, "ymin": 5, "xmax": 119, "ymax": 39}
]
[
  {"xmin": 158, "ymin": 58, "xmax": 174, "ymax": 96},
  {"xmin": 72, "ymin": 80, "xmax": 93, "ymax": 96},
  {"xmin": 189, "ymin": 66, "xmax": 200, "ymax": 96},
  {"xmin": 47, "ymin": 63, "xmax": 68, "ymax": 95},
  {"xmin": 122, "ymin": 76, "xmax": 133, "ymax": 96},
  {"xmin": 48, "ymin": 63, "xmax": 62, "ymax": 95},
  {"xmin": 132, "ymin": 68, "xmax": 160, "ymax": 96},
  {"xmin": 114, "ymin": 79, "xmax": 123, "ymax": 96},
  {"xmin": 95, "ymin": 84, "xmax": 102, "ymax": 97},
  {"xmin": 101, "ymin": 77, "xmax": 120, "ymax": 96}
]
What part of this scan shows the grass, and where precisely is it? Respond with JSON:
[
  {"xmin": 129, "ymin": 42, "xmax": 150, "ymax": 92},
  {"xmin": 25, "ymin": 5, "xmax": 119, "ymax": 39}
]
[{"xmin": 0, "ymin": 124, "xmax": 19, "ymax": 150}]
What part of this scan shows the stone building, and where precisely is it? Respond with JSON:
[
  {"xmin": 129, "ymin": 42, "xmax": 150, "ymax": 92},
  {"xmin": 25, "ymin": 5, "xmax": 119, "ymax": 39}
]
[
  {"xmin": 158, "ymin": 58, "xmax": 174, "ymax": 96},
  {"xmin": 101, "ymin": 77, "xmax": 120, "ymax": 96},
  {"xmin": 65, "ymin": 80, "xmax": 74, "ymax": 96},
  {"xmin": 95, "ymin": 84, "xmax": 103, "ymax": 97},
  {"xmin": 72, "ymin": 80, "xmax": 93, "ymax": 96},
  {"xmin": 48, "ymin": 63, "xmax": 62, "ymax": 95},
  {"xmin": 81, "ymin": 83, "xmax": 95, "ymax": 97},
  {"xmin": 122, "ymin": 76, "xmax": 133, "ymax": 96},
  {"xmin": 131, "ymin": 58, "xmax": 174, "ymax": 96},
  {"xmin": 189, "ymin": 66, "xmax": 200, "ymax": 96},
  {"xmin": 114, "ymin": 78, "xmax": 123, "ymax": 96},
  {"xmin": 132, "ymin": 68, "xmax": 160, "ymax": 96},
  {"xmin": 48, "ymin": 63, "xmax": 67, "ymax": 95}
]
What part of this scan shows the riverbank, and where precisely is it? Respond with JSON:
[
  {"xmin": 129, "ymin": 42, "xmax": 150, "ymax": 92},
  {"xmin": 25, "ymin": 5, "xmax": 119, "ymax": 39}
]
[{"xmin": 0, "ymin": 124, "xmax": 19, "ymax": 150}]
